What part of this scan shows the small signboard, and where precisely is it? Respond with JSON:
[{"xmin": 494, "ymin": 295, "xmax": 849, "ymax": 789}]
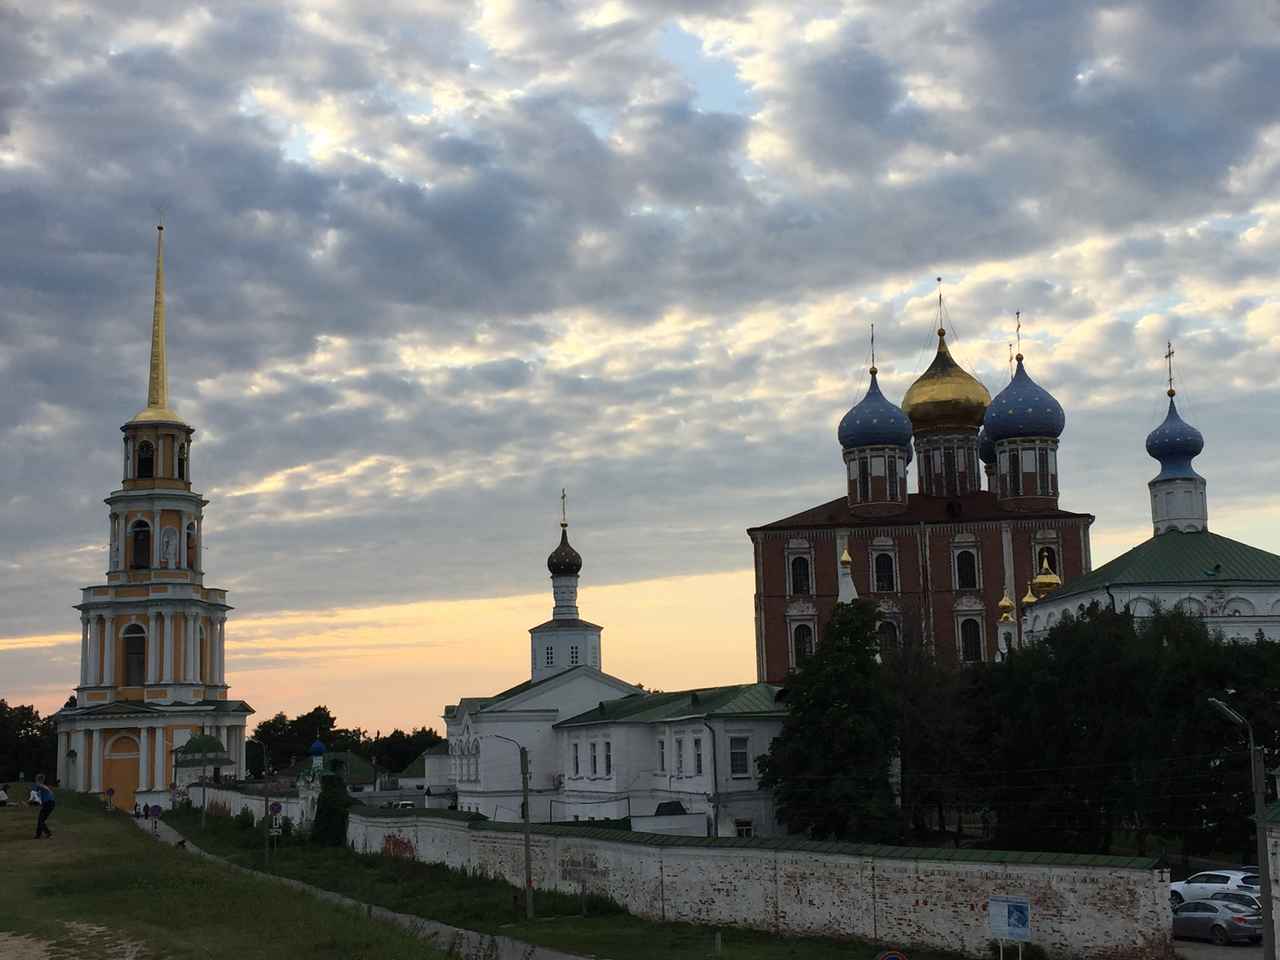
[
  {"xmin": 269, "ymin": 801, "xmax": 282, "ymax": 815},
  {"xmin": 989, "ymin": 896, "xmax": 1032, "ymax": 943},
  {"xmin": 268, "ymin": 827, "xmax": 282, "ymax": 837}
]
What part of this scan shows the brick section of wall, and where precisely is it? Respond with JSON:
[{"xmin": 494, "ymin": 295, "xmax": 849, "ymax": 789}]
[{"xmin": 348, "ymin": 812, "xmax": 1170, "ymax": 958}]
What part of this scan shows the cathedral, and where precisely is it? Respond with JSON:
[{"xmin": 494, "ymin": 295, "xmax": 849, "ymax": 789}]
[
  {"xmin": 54, "ymin": 227, "xmax": 253, "ymax": 811},
  {"xmin": 749, "ymin": 306, "xmax": 1093, "ymax": 681}
]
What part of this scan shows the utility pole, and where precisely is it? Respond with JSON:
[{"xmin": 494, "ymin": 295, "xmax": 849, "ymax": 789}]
[
  {"xmin": 1209, "ymin": 698, "xmax": 1275, "ymax": 960},
  {"xmin": 521, "ymin": 745, "xmax": 534, "ymax": 920}
]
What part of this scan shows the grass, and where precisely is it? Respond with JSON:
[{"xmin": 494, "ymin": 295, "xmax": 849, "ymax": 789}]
[
  {"xmin": 0, "ymin": 786, "xmax": 445, "ymax": 959},
  {"xmin": 166, "ymin": 805, "xmax": 967, "ymax": 960}
]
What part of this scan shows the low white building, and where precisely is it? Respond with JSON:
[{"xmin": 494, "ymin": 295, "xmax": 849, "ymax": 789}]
[
  {"xmin": 443, "ymin": 519, "xmax": 786, "ymax": 836},
  {"xmin": 1025, "ymin": 388, "xmax": 1280, "ymax": 643}
]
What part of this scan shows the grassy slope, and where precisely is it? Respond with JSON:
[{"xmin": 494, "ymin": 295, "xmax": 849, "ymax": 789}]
[
  {"xmin": 167, "ymin": 806, "xmax": 965, "ymax": 960},
  {"xmin": 0, "ymin": 788, "xmax": 443, "ymax": 959}
]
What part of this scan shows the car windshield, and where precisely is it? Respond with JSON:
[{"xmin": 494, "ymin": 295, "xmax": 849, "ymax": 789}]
[{"xmin": 1242, "ymin": 875, "xmax": 1259, "ymax": 886}]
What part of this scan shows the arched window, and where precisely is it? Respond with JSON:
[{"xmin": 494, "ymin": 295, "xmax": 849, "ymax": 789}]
[
  {"xmin": 960, "ymin": 619, "xmax": 982, "ymax": 663},
  {"xmin": 792, "ymin": 624, "xmax": 814, "ymax": 665},
  {"xmin": 124, "ymin": 625, "xmax": 146, "ymax": 686},
  {"xmin": 790, "ymin": 556, "xmax": 810, "ymax": 596},
  {"xmin": 186, "ymin": 523, "xmax": 197, "ymax": 570},
  {"xmin": 876, "ymin": 620, "xmax": 899, "ymax": 654},
  {"xmin": 137, "ymin": 441, "xmax": 155, "ymax": 480},
  {"xmin": 874, "ymin": 553, "xmax": 895, "ymax": 593},
  {"xmin": 177, "ymin": 443, "xmax": 188, "ymax": 481},
  {"xmin": 1037, "ymin": 546, "xmax": 1058, "ymax": 574},
  {"xmin": 956, "ymin": 550, "xmax": 978, "ymax": 590},
  {"xmin": 130, "ymin": 521, "xmax": 151, "ymax": 569}
]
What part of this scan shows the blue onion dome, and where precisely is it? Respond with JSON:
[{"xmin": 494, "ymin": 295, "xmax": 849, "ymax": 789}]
[
  {"xmin": 978, "ymin": 427, "xmax": 996, "ymax": 465},
  {"xmin": 309, "ymin": 739, "xmax": 327, "ymax": 757},
  {"xmin": 547, "ymin": 524, "xmax": 583, "ymax": 576},
  {"xmin": 1145, "ymin": 392, "xmax": 1204, "ymax": 480},
  {"xmin": 837, "ymin": 368, "xmax": 913, "ymax": 450},
  {"xmin": 982, "ymin": 355, "xmax": 1065, "ymax": 442}
]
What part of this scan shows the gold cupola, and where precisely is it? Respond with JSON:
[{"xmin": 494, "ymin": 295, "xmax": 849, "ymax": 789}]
[
  {"xmin": 1031, "ymin": 556, "xmax": 1063, "ymax": 597},
  {"xmin": 901, "ymin": 327, "xmax": 991, "ymax": 433}
]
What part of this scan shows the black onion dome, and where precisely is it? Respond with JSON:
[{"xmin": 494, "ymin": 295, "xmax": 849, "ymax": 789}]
[{"xmin": 547, "ymin": 524, "xmax": 583, "ymax": 576}]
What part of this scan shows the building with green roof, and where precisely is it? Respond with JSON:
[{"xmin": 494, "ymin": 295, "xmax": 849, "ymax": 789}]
[{"xmin": 1024, "ymin": 383, "xmax": 1280, "ymax": 645}]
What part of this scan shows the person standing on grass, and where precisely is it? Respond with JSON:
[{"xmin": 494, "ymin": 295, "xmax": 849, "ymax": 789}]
[
  {"xmin": 0, "ymin": 783, "xmax": 8, "ymax": 807},
  {"xmin": 33, "ymin": 774, "xmax": 54, "ymax": 839}
]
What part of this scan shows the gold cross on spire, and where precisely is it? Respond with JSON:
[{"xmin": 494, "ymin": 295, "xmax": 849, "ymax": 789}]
[
  {"xmin": 560, "ymin": 488, "xmax": 567, "ymax": 527},
  {"xmin": 1165, "ymin": 341, "xmax": 1176, "ymax": 397},
  {"xmin": 1015, "ymin": 310, "xmax": 1022, "ymax": 360},
  {"xmin": 869, "ymin": 320, "xmax": 876, "ymax": 374}
]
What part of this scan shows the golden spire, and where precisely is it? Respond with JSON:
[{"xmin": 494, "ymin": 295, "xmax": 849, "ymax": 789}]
[
  {"xmin": 130, "ymin": 224, "xmax": 183, "ymax": 424},
  {"xmin": 148, "ymin": 224, "xmax": 167, "ymax": 410}
]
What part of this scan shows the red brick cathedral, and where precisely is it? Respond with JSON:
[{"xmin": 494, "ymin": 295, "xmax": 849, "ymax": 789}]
[{"xmin": 748, "ymin": 322, "xmax": 1092, "ymax": 681}]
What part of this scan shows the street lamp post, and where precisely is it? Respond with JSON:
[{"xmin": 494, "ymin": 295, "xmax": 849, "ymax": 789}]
[
  {"xmin": 489, "ymin": 734, "xmax": 534, "ymax": 920},
  {"xmin": 1209, "ymin": 697, "xmax": 1275, "ymax": 960}
]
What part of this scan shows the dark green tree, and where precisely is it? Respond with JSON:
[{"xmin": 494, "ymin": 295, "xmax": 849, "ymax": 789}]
[
  {"xmin": 310, "ymin": 773, "xmax": 352, "ymax": 846},
  {"xmin": 758, "ymin": 600, "xmax": 897, "ymax": 841},
  {"xmin": 0, "ymin": 700, "xmax": 58, "ymax": 783}
]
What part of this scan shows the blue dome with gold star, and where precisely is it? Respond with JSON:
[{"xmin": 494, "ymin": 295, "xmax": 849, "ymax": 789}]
[
  {"xmin": 982, "ymin": 357, "xmax": 1065, "ymax": 442},
  {"xmin": 838, "ymin": 369, "xmax": 913, "ymax": 450},
  {"xmin": 1146, "ymin": 395, "xmax": 1204, "ymax": 481}
]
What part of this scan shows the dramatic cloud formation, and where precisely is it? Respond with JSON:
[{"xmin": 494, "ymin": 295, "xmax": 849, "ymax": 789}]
[{"xmin": 3, "ymin": 1, "xmax": 1279, "ymax": 729}]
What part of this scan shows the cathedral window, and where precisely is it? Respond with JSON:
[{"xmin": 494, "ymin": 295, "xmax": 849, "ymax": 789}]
[
  {"xmin": 888, "ymin": 455, "xmax": 900, "ymax": 500},
  {"xmin": 960, "ymin": 618, "xmax": 983, "ymax": 663},
  {"xmin": 1009, "ymin": 450, "xmax": 1022, "ymax": 496},
  {"xmin": 178, "ymin": 443, "xmax": 188, "ymax": 481},
  {"xmin": 956, "ymin": 550, "xmax": 978, "ymax": 590},
  {"xmin": 124, "ymin": 625, "xmax": 146, "ymax": 686},
  {"xmin": 792, "ymin": 623, "xmax": 814, "ymax": 665},
  {"xmin": 137, "ymin": 441, "xmax": 155, "ymax": 480},
  {"xmin": 877, "ymin": 620, "xmax": 899, "ymax": 654},
  {"xmin": 130, "ymin": 521, "xmax": 151, "ymax": 569},
  {"xmin": 874, "ymin": 553, "xmax": 896, "ymax": 593},
  {"xmin": 965, "ymin": 449, "xmax": 977, "ymax": 490},
  {"xmin": 944, "ymin": 447, "xmax": 958, "ymax": 496},
  {"xmin": 790, "ymin": 556, "xmax": 810, "ymax": 596},
  {"xmin": 1037, "ymin": 448, "xmax": 1050, "ymax": 496},
  {"xmin": 858, "ymin": 458, "xmax": 870, "ymax": 501},
  {"xmin": 545, "ymin": 646, "xmax": 555, "ymax": 667}
]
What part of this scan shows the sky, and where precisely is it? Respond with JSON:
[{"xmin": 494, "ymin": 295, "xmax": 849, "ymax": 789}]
[{"xmin": 3, "ymin": 0, "xmax": 1280, "ymax": 737}]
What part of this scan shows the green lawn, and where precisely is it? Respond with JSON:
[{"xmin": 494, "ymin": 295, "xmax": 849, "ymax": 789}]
[
  {"xmin": 0, "ymin": 787, "xmax": 444, "ymax": 959},
  {"xmin": 166, "ymin": 805, "xmax": 966, "ymax": 960}
]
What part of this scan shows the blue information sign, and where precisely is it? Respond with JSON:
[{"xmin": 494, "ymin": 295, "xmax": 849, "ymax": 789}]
[{"xmin": 989, "ymin": 895, "xmax": 1031, "ymax": 943}]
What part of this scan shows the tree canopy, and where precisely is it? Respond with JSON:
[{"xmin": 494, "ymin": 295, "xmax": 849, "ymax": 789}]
[
  {"xmin": 0, "ymin": 700, "xmax": 58, "ymax": 783},
  {"xmin": 249, "ymin": 706, "xmax": 441, "ymax": 778}
]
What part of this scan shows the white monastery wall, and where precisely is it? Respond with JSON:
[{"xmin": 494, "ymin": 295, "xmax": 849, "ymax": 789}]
[
  {"xmin": 348, "ymin": 811, "xmax": 1170, "ymax": 958},
  {"xmin": 191, "ymin": 784, "xmax": 310, "ymax": 826}
]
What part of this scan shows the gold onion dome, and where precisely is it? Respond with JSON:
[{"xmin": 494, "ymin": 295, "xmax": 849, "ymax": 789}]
[
  {"xmin": 1031, "ymin": 557, "xmax": 1062, "ymax": 595},
  {"xmin": 997, "ymin": 589, "xmax": 1015, "ymax": 613},
  {"xmin": 1021, "ymin": 583, "xmax": 1038, "ymax": 606},
  {"xmin": 901, "ymin": 328, "xmax": 991, "ymax": 432}
]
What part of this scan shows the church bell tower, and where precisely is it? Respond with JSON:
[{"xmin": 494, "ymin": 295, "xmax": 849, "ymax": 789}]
[{"xmin": 55, "ymin": 226, "xmax": 253, "ymax": 811}]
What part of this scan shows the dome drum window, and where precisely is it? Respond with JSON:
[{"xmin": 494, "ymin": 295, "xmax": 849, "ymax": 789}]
[
  {"xmin": 996, "ymin": 439, "xmax": 1058, "ymax": 501},
  {"xmin": 915, "ymin": 434, "xmax": 980, "ymax": 497},
  {"xmin": 136, "ymin": 440, "xmax": 155, "ymax": 480},
  {"xmin": 845, "ymin": 446, "xmax": 908, "ymax": 508}
]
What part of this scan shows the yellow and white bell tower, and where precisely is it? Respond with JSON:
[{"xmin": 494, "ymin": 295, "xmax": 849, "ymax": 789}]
[{"xmin": 55, "ymin": 226, "xmax": 253, "ymax": 811}]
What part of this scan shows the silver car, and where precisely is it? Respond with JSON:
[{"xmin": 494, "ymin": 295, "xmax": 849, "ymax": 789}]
[
  {"xmin": 1171, "ymin": 899, "xmax": 1263, "ymax": 945},
  {"xmin": 1211, "ymin": 890, "xmax": 1264, "ymax": 913},
  {"xmin": 1169, "ymin": 869, "xmax": 1260, "ymax": 904}
]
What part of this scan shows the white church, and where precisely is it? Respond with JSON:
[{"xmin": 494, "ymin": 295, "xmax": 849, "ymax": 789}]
[{"xmin": 444, "ymin": 517, "xmax": 786, "ymax": 838}]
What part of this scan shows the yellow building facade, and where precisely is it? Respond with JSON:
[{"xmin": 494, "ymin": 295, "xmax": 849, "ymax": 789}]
[{"xmin": 55, "ymin": 226, "xmax": 253, "ymax": 811}]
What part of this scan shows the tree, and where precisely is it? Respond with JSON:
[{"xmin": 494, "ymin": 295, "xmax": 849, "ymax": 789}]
[
  {"xmin": 310, "ymin": 773, "xmax": 352, "ymax": 846},
  {"xmin": 0, "ymin": 700, "xmax": 58, "ymax": 783},
  {"xmin": 250, "ymin": 706, "xmax": 442, "ymax": 778},
  {"xmin": 758, "ymin": 600, "xmax": 898, "ymax": 841}
]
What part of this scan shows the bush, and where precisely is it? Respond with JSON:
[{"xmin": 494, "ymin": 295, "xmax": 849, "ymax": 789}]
[
  {"xmin": 234, "ymin": 808, "xmax": 256, "ymax": 830},
  {"xmin": 311, "ymin": 774, "xmax": 352, "ymax": 847},
  {"xmin": 206, "ymin": 799, "xmax": 231, "ymax": 819}
]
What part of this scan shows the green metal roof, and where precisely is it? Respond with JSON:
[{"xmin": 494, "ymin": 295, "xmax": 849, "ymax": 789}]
[
  {"xmin": 555, "ymin": 682, "xmax": 785, "ymax": 728},
  {"xmin": 1049, "ymin": 530, "xmax": 1280, "ymax": 604},
  {"xmin": 325, "ymin": 751, "xmax": 379, "ymax": 785},
  {"xmin": 174, "ymin": 734, "xmax": 232, "ymax": 767}
]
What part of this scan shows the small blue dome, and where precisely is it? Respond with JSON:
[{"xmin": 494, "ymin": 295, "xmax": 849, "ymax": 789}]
[
  {"xmin": 983, "ymin": 357, "xmax": 1065, "ymax": 442},
  {"xmin": 838, "ymin": 370, "xmax": 913, "ymax": 450},
  {"xmin": 978, "ymin": 427, "xmax": 996, "ymax": 465},
  {"xmin": 1146, "ymin": 396, "xmax": 1204, "ymax": 481},
  {"xmin": 309, "ymin": 739, "xmax": 327, "ymax": 757}
]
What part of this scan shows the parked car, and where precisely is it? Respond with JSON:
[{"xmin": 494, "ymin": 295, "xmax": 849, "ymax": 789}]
[
  {"xmin": 1171, "ymin": 900, "xmax": 1263, "ymax": 945},
  {"xmin": 1169, "ymin": 870, "xmax": 1260, "ymax": 905},
  {"xmin": 1211, "ymin": 890, "xmax": 1264, "ymax": 913}
]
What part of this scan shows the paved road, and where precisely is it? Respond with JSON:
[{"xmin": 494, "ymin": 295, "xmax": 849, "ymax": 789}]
[{"xmin": 1176, "ymin": 938, "xmax": 1262, "ymax": 959}]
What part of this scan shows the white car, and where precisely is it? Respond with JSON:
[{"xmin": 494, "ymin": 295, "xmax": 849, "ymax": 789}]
[{"xmin": 1170, "ymin": 870, "xmax": 1260, "ymax": 905}]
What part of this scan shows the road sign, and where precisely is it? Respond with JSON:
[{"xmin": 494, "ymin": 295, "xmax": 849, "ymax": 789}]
[
  {"xmin": 269, "ymin": 801, "xmax": 282, "ymax": 815},
  {"xmin": 989, "ymin": 896, "xmax": 1031, "ymax": 942}
]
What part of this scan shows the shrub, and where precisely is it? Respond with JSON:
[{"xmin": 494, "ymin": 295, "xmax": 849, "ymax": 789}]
[
  {"xmin": 206, "ymin": 800, "xmax": 231, "ymax": 819},
  {"xmin": 311, "ymin": 774, "xmax": 352, "ymax": 847},
  {"xmin": 234, "ymin": 808, "xmax": 256, "ymax": 830}
]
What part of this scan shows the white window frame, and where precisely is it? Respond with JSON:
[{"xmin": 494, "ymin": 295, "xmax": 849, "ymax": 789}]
[
  {"xmin": 657, "ymin": 738, "xmax": 665, "ymax": 772},
  {"xmin": 572, "ymin": 742, "xmax": 580, "ymax": 777},
  {"xmin": 590, "ymin": 741, "xmax": 598, "ymax": 776},
  {"xmin": 569, "ymin": 644, "xmax": 580, "ymax": 665},
  {"xmin": 675, "ymin": 737, "xmax": 684, "ymax": 776},
  {"xmin": 784, "ymin": 539, "xmax": 815, "ymax": 599},
  {"xmin": 604, "ymin": 740, "xmax": 612, "ymax": 777},
  {"xmin": 870, "ymin": 548, "xmax": 899, "ymax": 594},
  {"xmin": 693, "ymin": 737, "xmax": 703, "ymax": 776},
  {"xmin": 956, "ymin": 614, "xmax": 986, "ymax": 664},
  {"xmin": 952, "ymin": 540, "xmax": 981, "ymax": 592},
  {"xmin": 788, "ymin": 620, "xmax": 817, "ymax": 669},
  {"xmin": 545, "ymin": 645, "xmax": 555, "ymax": 667},
  {"xmin": 728, "ymin": 735, "xmax": 751, "ymax": 778}
]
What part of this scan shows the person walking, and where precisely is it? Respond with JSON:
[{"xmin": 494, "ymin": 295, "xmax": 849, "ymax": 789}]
[{"xmin": 33, "ymin": 774, "xmax": 55, "ymax": 839}]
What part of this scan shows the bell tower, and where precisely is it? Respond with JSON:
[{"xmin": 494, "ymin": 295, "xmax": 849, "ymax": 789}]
[{"xmin": 55, "ymin": 226, "xmax": 253, "ymax": 811}]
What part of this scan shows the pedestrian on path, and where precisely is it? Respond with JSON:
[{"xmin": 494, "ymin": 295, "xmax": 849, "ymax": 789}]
[
  {"xmin": 33, "ymin": 774, "xmax": 55, "ymax": 839},
  {"xmin": 0, "ymin": 783, "xmax": 9, "ymax": 807}
]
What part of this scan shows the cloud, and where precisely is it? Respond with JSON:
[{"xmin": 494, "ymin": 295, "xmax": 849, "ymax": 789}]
[{"xmin": 3, "ymin": 1, "xmax": 1280, "ymax": 724}]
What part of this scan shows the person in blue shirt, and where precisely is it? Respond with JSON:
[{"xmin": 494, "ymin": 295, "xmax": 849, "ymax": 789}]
[{"xmin": 33, "ymin": 774, "xmax": 54, "ymax": 839}]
